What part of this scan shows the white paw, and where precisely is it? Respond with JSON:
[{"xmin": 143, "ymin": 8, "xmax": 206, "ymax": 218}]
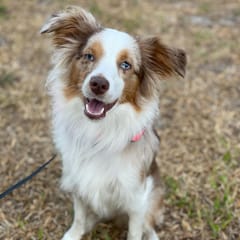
[
  {"xmin": 127, "ymin": 233, "xmax": 143, "ymax": 240},
  {"xmin": 61, "ymin": 230, "xmax": 82, "ymax": 240}
]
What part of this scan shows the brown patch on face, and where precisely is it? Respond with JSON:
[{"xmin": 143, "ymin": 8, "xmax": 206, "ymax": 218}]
[
  {"xmin": 120, "ymin": 73, "xmax": 141, "ymax": 111},
  {"xmin": 117, "ymin": 49, "xmax": 130, "ymax": 64},
  {"xmin": 64, "ymin": 58, "xmax": 92, "ymax": 100},
  {"xmin": 64, "ymin": 41, "xmax": 104, "ymax": 100},
  {"xmin": 88, "ymin": 40, "xmax": 104, "ymax": 60},
  {"xmin": 117, "ymin": 49, "xmax": 141, "ymax": 111},
  {"xmin": 64, "ymin": 61, "xmax": 81, "ymax": 99}
]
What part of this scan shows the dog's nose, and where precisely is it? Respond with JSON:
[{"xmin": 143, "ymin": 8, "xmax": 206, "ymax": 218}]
[{"xmin": 89, "ymin": 76, "xmax": 109, "ymax": 95}]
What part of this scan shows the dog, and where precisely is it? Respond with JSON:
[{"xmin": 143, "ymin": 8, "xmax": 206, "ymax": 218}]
[{"xmin": 41, "ymin": 6, "xmax": 186, "ymax": 240}]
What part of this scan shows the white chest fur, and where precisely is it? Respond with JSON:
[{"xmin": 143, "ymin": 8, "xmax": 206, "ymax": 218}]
[
  {"xmin": 52, "ymin": 93, "xmax": 158, "ymax": 218},
  {"xmin": 62, "ymin": 148, "xmax": 148, "ymax": 217}
]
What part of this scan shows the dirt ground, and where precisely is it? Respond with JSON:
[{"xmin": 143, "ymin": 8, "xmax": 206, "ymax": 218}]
[{"xmin": 0, "ymin": 0, "xmax": 239, "ymax": 239}]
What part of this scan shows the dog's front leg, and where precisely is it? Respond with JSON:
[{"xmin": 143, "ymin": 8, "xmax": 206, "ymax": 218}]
[
  {"xmin": 62, "ymin": 196, "xmax": 88, "ymax": 240},
  {"xmin": 127, "ymin": 211, "xmax": 144, "ymax": 240}
]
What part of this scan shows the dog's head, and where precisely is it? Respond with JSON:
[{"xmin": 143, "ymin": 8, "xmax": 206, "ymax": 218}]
[{"xmin": 41, "ymin": 6, "xmax": 186, "ymax": 120}]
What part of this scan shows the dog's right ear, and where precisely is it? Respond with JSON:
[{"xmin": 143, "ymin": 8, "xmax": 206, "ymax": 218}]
[{"xmin": 40, "ymin": 6, "xmax": 102, "ymax": 48}]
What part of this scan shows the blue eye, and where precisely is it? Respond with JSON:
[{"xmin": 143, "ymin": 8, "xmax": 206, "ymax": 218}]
[
  {"xmin": 120, "ymin": 61, "xmax": 131, "ymax": 70},
  {"xmin": 84, "ymin": 53, "xmax": 95, "ymax": 61}
]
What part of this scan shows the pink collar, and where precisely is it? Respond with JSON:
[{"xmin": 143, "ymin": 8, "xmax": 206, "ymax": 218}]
[{"xmin": 131, "ymin": 129, "xmax": 145, "ymax": 142}]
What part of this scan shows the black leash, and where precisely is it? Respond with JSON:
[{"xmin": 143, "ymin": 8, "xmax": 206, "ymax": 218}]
[{"xmin": 0, "ymin": 154, "xmax": 57, "ymax": 200}]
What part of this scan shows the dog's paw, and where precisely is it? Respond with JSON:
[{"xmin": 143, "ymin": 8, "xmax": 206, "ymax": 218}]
[{"xmin": 61, "ymin": 230, "xmax": 82, "ymax": 240}]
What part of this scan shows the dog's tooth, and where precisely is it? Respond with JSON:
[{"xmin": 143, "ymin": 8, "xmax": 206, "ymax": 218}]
[
  {"xmin": 86, "ymin": 104, "xmax": 90, "ymax": 114},
  {"xmin": 100, "ymin": 107, "xmax": 104, "ymax": 114}
]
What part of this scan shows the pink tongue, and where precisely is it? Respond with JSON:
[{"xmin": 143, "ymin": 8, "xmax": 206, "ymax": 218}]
[{"xmin": 88, "ymin": 99, "xmax": 105, "ymax": 114}]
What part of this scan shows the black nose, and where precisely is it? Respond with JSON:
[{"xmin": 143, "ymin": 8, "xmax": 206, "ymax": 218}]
[{"xmin": 89, "ymin": 76, "xmax": 109, "ymax": 95}]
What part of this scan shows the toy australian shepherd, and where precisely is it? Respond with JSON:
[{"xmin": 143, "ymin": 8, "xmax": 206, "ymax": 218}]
[{"xmin": 41, "ymin": 6, "xmax": 186, "ymax": 240}]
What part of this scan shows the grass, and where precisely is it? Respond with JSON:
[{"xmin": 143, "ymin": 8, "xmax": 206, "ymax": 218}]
[
  {"xmin": 193, "ymin": 29, "xmax": 213, "ymax": 46},
  {"xmin": 88, "ymin": 1, "xmax": 141, "ymax": 32},
  {"xmin": 89, "ymin": 1, "xmax": 103, "ymax": 18},
  {"xmin": 0, "ymin": 71, "xmax": 18, "ymax": 87},
  {"xmin": 17, "ymin": 218, "xmax": 27, "ymax": 230},
  {"xmin": 165, "ymin": 146, "xmax": 238, "ymax": 239},
  {"xmin": 37, "ymin": 228, "xmax": 44, "ymax": 240},
  {"xmin": 0, "ymin": 4, "xmax": 7, "ymax": 19},
  {"xmin": 89, "ymin": 226, "xmax": 117, "ymax": 240},
  {"xmin": 233, "ymin": 8, "xmax": 240, "ymax": 17},
  {"xmin": 222, "ymin": 150, "xmax": 232, "ymax": 165},
  {"xmin": 122, "ymin": 18, "xmax": 141, "ymax": 32},
  {"xmin": 199, "ymin": 2, "xmax": 211, "ymax": 14},
  {"xmin": 165, "ymin": 176, "xmax": 198, "ymax": 219},
  {"xmin": 103, "ymin": 231, "xmax": 112, "ymax": 240},
  {"xmin": 207, "ymin": 173, "xmax": 235, "ymax": 238}
]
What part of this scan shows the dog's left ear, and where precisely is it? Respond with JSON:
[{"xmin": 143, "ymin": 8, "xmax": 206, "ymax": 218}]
[
  {"xmin": 139, "ymin": 37, "xmax": 187, "ymax": 78},
  {"xmin": 40, "ymin": 6, "xmax": 102, "ymax": 48}
]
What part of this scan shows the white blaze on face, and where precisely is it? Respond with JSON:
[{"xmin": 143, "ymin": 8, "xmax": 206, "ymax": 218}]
[{"xmin": 82, "ymin": 28, "xmax": 141, "ymax": 103}]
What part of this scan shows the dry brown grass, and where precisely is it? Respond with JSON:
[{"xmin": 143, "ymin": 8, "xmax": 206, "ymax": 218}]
[{"xmin": 0, "ymin": 0, "xmax": 239, "ymax": 239}]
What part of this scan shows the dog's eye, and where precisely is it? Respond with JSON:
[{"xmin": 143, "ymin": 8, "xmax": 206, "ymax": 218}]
[
  {"xmin": 120, "ymin": 61, "xmax": 131, "ymax": 71},
  {"xmin": 84, "ymin": 53, "xmax": 95, "ymax": 62}
]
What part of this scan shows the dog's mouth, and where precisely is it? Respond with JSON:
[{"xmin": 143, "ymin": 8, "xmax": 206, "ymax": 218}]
[{"xmin": 84, "ymin": 98, "xmax": 117, "ymax": 120}]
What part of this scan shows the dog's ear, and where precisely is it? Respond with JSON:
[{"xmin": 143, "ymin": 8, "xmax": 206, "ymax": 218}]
[
  {"xmin": 139, "ymin": 37, "xmax": 186, "ymax": 78},
  {"xmin": 40, "ymin": 6, "xmax": 102, "ymax": 48}
]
